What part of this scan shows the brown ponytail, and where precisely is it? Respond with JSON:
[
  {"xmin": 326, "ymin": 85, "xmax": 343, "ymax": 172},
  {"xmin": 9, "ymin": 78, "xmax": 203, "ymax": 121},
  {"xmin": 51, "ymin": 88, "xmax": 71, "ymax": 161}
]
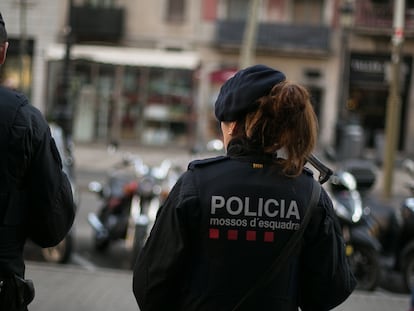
[{"xmin": 238, "ymin": 80, "xmax": 318, "ymax": 176}]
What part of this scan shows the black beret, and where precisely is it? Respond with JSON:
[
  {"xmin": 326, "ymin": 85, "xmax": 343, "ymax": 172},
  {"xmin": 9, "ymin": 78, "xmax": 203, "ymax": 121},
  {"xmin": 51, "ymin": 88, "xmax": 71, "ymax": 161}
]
[
  {"xmin": 0, "ymin": 13, "xmax": 4, "ymax": 26},
  {"xmin": 214, "ymin": 64, "xmax": 286, "ymax": 121}
]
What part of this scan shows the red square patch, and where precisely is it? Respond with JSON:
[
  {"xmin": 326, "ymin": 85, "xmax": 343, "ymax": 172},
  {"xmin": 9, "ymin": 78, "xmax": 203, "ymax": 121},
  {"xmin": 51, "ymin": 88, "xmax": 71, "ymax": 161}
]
[
  {"xmin": 227, "ymin": 230, "xmax": 238, "ymax": 240},
  {"xmin": 246, "ymin": 230, "xmax": 256, "ymax": 241},
  {"xmin": 264, "ymin": 231, "xmax": 274, "ymax": 242},
  {"xmin": 209, "ymin": 228, "xmax": 219, "ymax": 239}
]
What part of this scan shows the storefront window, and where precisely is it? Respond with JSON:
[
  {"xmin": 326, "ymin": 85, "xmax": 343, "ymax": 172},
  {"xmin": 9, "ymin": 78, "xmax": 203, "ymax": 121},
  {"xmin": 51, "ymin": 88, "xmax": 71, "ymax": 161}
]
[
  {"xmin": 143, "ymin": 68, "xmax": 193, "ymax": 145},
  {"xmin": 46, "ymin": 59, "xmax": 195, "ymax": 146}
]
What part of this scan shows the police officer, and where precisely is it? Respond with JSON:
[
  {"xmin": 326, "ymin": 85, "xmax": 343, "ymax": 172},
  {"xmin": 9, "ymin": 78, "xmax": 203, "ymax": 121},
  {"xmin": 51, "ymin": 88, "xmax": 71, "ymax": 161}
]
[
  {"xmin": 0, "ymin": 12, "xmax": 75, "ymax": 311},
  {"xmin": 133, "ymin": 65, "xmax": 356, "ymax": 310}
]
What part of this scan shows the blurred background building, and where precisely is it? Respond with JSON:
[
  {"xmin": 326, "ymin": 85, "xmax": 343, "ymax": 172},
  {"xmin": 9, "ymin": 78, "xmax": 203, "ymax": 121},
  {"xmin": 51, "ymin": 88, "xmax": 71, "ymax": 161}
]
[{"xmin": 1, "ymin": 0, "xmax": 414, "ymax": 156}]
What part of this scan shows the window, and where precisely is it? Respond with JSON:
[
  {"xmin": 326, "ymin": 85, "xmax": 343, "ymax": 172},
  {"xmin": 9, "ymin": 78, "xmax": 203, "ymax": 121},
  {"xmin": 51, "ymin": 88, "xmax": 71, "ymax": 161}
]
[
  {"xmin": 227, "ymin": 0, "xmax": 250, "ymax": 21},
  {"xmin": 292, "ymin": 0, "xmax": 323, "ymax": 25},
  {"xmin": 166, "ymin": 0, "xmax": 186, "ymax": 22}
]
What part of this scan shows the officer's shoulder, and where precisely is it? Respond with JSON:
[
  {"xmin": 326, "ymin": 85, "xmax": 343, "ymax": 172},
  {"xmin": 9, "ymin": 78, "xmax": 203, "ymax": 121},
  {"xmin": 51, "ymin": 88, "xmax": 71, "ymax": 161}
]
[{"xmin": 188, "ymin": 155, "xmax": 230, "ymax": 170}]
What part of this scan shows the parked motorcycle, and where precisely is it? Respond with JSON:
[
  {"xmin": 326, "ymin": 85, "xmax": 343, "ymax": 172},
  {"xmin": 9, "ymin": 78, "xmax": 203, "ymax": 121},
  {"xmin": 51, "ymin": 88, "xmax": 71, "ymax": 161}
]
[
  {"xmin": 88, "ymin": 152, "xmax": 180, "ymax": 267},
  {"xmin": 307, "ymin": 155, "xmax": 380, "ymax": 291},
  {"xmin": 307, "ymin": 155, "xmax": 382, "ymax": 290},
  {"xmin": 342, "ymin": 159, "xmax": 414, "ymax": 292},
  {"xmin": 326, "ymin": 167, "xmax": 381, "ymax": 291}
]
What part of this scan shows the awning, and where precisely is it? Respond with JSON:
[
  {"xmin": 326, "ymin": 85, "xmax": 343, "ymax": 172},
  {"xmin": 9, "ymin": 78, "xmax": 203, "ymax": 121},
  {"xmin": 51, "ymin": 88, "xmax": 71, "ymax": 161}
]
[{"xmin": 45, "ymin": 44, "xmax": 200, "ymax": 70}]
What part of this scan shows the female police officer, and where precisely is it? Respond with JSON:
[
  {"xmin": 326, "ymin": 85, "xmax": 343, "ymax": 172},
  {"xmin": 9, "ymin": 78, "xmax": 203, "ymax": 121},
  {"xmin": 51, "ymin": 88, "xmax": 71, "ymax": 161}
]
[{"xmin": 133, "ymin": 64, "xmax": 356, "ymax": 310}]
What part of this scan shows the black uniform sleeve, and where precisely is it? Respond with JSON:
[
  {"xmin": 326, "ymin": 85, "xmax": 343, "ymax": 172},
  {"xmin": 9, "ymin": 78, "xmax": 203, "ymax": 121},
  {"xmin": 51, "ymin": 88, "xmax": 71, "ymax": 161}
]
[
  {"xmin": 299, "ymin": 188, "xmax": 356, "ymax": 310},
  {"xmin": 133, "ymin": 172, "xmax": 196, "ymax": 311},
  {"xmin": 23, "ymin": 107, "xmax": 75, "ymax": 247}
]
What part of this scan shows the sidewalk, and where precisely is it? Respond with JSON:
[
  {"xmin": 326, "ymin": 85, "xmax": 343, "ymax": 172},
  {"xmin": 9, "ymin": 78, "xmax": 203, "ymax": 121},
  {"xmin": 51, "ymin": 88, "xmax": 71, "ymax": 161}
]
[
  {"xmin": 25, "ymin": 261, "xmax": 410, "ymax": 311},
  {"xmin": 26, "ymin": 262, "xmax": 137, "ymax": 311}
]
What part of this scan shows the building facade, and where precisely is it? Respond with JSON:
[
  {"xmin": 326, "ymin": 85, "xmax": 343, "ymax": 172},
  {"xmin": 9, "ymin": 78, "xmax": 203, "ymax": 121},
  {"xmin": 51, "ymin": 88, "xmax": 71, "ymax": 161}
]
[{"xmin": 1, "ymin": 0, "xmax": 414, "ymax": 155}]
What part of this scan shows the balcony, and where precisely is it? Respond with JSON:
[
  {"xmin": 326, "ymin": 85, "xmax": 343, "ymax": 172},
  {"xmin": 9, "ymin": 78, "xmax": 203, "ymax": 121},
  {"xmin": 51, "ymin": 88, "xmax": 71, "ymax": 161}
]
[
  {"xmin": 353, "ymin": 1, "xmax": 414, "ymax": 37},
  {"xmin": 70, "ymin": 6, "xmax": 125, "ymax": 43},
  {"xmin": 215, "ymin": 20, "xmax": 331, "ymax": 56}
]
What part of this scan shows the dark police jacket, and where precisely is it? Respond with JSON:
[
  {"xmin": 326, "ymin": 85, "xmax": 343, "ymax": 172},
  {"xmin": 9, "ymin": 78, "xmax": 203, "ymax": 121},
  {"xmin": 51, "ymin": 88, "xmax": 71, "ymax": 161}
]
[
  {"xmin": 133, "ymin": 149, "xmax": 356, "ymax": 310},
  {"xmin": 0, "ymin": 86, "xmax": 75, "ymax": 279}
]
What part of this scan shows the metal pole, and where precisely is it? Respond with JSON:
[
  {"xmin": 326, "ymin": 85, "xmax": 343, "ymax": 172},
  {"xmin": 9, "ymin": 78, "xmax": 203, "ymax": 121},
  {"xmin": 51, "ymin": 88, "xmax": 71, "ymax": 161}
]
[
  {"xmin": 55, "ymin": 0, "xmax": 74, "ymax": 141},
  {"xmin": 383, "ymin": 0, "xmax": 405, "ymax": 199},
  {"xmin": 341, "ymin": 18, "xmax": 352, "ymax": 122},
  {"xmin": 335, "ymin": 0, "xmax": 354, "ymax": 153},
  {"xmin": 239, "ymin": 0, "xmax": 261, "ymax": 69},
  {"xmin": 19, "ymin": 0, "xmax": 27, "ymax": 93}
]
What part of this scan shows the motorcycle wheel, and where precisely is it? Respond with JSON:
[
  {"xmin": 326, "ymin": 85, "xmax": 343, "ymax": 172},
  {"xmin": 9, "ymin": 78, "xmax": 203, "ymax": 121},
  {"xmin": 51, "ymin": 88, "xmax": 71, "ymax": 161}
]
[
  {"xmin": 402, "ymin": 253, "xmax": 414, "ymax": 292},
  {"xmin": 348, "ymin": 245, "xmax": 380, "ymax": 291},
  {"xmin": 41, "ymin": 234, "xmax": 73, "ymax": 264}
]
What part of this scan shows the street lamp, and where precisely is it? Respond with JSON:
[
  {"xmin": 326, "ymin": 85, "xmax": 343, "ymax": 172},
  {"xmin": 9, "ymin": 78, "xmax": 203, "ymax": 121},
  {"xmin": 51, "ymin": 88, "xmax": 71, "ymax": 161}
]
[
  {"xmin": 54, "ymin": 0, "xmax": 74, "ymax": 142},
  {"xmin": 338, "ymin": 0, "xmax": 354, "ymax": 119},
  {"xmin": 335, "ymin": 0, "xmax": 354, "ymax": 154}
]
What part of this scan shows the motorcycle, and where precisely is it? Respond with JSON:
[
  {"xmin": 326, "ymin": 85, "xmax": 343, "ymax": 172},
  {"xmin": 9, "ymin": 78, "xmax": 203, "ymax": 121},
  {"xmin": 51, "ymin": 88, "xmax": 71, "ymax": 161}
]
[
  {"xmin": 307, "ymin": 155, "xmax": 382, "ymax": 291},
  {"xmin": 341, "ymin": 158, "xmax": 414, "ymax": 292},
  {"xmin": 306, "ymin": 155, "xmax": 380, "ymax": 291},
  {"xmin": 326, "ymin": 166, "xmax": 381, "ymax": 291},
  {"xmin": 88, "ymin": 152, "xmax": 180, "ymax": 267}
]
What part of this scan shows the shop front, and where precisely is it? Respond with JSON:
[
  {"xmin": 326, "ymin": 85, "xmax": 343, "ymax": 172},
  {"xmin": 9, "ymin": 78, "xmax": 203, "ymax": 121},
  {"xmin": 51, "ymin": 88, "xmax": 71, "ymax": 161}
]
[
  {"xmin": 347, "ymin": 52, "xmax": 412, "ymax": 150},
  {"xmin": 45, "ymin": 44, "xmax": 200, "ymax": 148}
]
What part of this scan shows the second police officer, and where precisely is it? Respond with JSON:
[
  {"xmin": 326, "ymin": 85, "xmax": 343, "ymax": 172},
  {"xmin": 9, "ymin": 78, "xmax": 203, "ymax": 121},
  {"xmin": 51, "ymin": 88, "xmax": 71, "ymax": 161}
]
[{"xmin": 0, "ymin": 12, "xmax": 75, "ymax": 311}]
